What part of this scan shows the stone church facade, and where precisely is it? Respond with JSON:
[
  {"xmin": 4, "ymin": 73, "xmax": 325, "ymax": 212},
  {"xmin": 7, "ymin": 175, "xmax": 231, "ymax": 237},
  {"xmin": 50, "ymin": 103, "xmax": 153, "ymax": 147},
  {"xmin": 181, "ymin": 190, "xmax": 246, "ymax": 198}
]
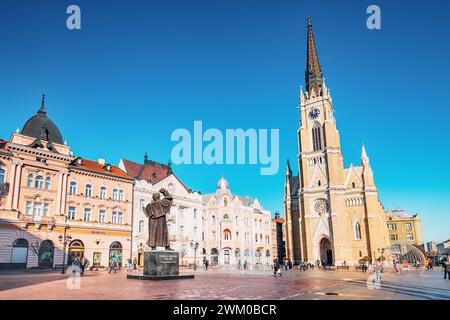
[{"xmin": 284, "ymin": 17, "xmax": 391, "ymax": 266}]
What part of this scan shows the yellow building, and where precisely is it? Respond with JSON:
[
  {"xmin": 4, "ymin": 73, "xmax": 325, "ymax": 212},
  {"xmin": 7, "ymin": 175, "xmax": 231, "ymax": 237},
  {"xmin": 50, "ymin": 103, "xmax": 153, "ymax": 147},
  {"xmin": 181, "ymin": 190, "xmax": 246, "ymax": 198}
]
[
  {"xmin": 386, "ymin": 208, "xmax": 424, "ymax": 253},
  {"xmin": 284, "ymin": 17, "xmax": 391, "ymax": 266},
  {"xmin": 0, "ymin": 97, "xmax": 133, "ymax": 270}
]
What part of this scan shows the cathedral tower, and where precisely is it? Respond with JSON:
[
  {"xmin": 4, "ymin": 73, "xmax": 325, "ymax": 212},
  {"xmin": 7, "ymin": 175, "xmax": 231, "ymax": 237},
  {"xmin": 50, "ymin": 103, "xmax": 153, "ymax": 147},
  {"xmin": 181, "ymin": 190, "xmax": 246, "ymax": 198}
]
[{"xmin": 284, "ymin": 17, "xmax": 390, "ymax": 266}]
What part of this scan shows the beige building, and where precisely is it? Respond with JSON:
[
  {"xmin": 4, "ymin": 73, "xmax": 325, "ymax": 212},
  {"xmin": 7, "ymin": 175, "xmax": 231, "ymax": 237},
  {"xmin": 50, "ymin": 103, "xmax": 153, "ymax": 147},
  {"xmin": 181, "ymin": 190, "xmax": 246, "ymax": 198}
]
[
  {"xmin": 0, "ymin": 97, "xmax": 133, "ymax": 270},
  {"xmin": 284, "ymin": 17, "xmax": 391, "ymax": 266},
  {"xmin": 202, "ymin": 176, "xmax": 272, "ymax": 268},
  {"xmin": 119, "ymin": 156, "xmax": 203, "ymax": 267},
  {"xmin": 386, "ymin": 208, "xmax": 424, "ymax": 254}
]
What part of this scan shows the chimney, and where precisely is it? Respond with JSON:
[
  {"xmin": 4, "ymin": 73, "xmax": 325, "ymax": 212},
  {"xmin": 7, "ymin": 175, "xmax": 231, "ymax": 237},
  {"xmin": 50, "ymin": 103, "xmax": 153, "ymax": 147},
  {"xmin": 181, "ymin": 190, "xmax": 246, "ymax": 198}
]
[{"xmin": 98, "ymin": 158, "xmax": 106, "ymax": 165}]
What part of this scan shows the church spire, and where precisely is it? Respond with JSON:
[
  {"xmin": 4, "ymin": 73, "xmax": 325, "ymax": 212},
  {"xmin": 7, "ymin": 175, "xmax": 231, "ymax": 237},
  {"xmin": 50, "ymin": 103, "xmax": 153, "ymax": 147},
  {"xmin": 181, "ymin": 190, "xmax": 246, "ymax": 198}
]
[
  {"xmin": 361, "ymin": 143, "xmax": 370, "ymax": 166},
  {"xmin": 305, "ymin": 16, "xmax": 324, "ymax": 96},
  {"xmin": 286, "ymin": 159, "xmax": 292, "ymax": 176},
  {"xmin": 38, "ymin": 93, "xmax": 47, "ymax": 117}
]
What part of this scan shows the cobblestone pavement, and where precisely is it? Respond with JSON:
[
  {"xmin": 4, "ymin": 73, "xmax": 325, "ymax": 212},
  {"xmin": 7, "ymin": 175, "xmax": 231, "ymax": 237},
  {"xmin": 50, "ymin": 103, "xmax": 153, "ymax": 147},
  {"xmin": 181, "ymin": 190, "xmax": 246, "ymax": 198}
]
[{"xmin": 0, "ymin": 268, "xmax": 448, "ymax": 300}]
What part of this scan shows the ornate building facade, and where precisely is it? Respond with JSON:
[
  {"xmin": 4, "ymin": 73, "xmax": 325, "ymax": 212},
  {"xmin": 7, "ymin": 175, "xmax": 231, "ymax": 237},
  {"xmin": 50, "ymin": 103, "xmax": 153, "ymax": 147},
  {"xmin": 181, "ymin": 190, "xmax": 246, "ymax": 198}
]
[
  {"xmin": 284, "ymin": 18, "xmax": 391, "ymax": 266},
  {"xmin": 0, "ymin": 98, "xmax": 133, "ymax": 269},
  {"xmin": 202, "ymin": 176, "xmax": 272, "ymax": 267},
  {"xmin": 386, "ymin": 208, "xmax": 424, "ymax": 254},
  {"xmin": 119, "ymin": 156, "xmax": 203, "ymax": 267}
]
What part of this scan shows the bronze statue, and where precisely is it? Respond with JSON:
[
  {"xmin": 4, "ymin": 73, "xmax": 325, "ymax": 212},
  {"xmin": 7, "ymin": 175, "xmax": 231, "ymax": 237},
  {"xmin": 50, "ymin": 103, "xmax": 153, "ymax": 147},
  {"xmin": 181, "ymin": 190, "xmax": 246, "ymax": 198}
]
[{"xmin": 144, "ymin": 188, "xmax": 173, "ymax": 251}]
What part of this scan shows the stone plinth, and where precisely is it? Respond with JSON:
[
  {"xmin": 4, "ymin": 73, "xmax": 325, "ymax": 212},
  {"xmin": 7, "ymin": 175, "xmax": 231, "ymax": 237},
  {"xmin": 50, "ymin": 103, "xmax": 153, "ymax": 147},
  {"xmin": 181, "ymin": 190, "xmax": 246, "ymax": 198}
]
[{"xmin": 127, "ymin": 250, "xmax": 194, "ymax": 281}]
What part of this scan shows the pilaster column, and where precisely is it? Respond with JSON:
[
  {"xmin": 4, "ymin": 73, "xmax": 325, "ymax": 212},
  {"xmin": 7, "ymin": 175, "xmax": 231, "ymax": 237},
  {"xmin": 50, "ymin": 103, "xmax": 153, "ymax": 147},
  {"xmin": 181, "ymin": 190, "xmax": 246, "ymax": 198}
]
[
  {"xmin": 56, "ymin": 172, "xmax": 63, "ymax": 214},
  {"xmin": 6, "ymin": 163, "xmax": 17, "ymax": 209},
  {"xmin": 12, "ymin": 162, "xmax": 23, "ymax": 210},
  {"xmin": 60, "ymin": 172, "xmax": 69, "ymax": 216}
]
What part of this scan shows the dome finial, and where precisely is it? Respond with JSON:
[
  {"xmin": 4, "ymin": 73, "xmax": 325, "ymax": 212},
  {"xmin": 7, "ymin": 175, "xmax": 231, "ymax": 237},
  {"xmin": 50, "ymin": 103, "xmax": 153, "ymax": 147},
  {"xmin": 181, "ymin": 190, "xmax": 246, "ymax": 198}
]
[{"xmin": 38, "ymin": 93, "xmax": 47, "ymax": 117}]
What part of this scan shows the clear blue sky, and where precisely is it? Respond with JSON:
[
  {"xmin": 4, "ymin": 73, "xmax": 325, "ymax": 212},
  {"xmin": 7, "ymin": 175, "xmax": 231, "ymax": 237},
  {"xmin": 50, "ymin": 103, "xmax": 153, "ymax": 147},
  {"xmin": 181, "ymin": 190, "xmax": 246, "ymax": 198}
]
[{"xmin": 0, "ymin": 0, "xmax": 449, "ymax": 243}]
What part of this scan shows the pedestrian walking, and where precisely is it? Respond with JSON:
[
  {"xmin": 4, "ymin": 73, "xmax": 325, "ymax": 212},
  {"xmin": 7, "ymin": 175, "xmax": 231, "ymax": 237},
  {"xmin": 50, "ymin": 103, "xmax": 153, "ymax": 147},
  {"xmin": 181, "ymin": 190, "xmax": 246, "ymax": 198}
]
[
  {"xmin": 284, "ymin": 259, "xmax": 288, "ymax": 271},
  {"xmin": 133, "ymin": 257, "xmax": 138, "ymax": 272},
  {"xmin": 288, "ymin": 260, "xmax": 293, "ymax": 270},
  {"xmin": 80, "ymin": 256, "xmax": 89, "ymax": 276},
  {"xmin": 443, "ymin": 256, "xmax": 449, "ymax": 280},
  {"xmin": 374, "ymin": 260, "xmax": 382, "ymax": 283},
  {"xmin": 244, "ymin": 260, "xmax": 248, "ymax": 270},
  {"xmin": 204, "ymin": 258, "xmax": 209, "ymax": 271},
  {"xmin": 127, "ymin": 258, "xmax": 133, "ymax": 272},
  {"xmin": 273, "ymin": 258, "xmax": 281, "ymax": 277},
  {"xmin": 109, "ymin": 257, "xmax": 117, "ymax": 274}
]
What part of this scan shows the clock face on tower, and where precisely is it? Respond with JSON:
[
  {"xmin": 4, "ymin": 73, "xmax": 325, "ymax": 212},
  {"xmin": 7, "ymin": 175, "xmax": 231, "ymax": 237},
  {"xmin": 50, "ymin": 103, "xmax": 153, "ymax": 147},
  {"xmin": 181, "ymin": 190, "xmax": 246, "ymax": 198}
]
[{"xmin": 308, "ymin": 108, "xmax": 320, "ymax": 120}]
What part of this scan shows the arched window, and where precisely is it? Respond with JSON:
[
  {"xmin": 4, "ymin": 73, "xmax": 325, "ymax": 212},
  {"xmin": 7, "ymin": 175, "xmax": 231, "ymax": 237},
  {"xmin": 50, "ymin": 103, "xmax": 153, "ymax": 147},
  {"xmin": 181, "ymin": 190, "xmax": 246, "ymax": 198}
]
[
  {"xmin": 312, "ymin": 122, "xmax": 323, "ymax": 151},
  {"xmin": 100, "ymin": 187, "xmax": 107, "ymax": 199},
  {"xmin": 0, "ymin": 167, "xmax": 5, "ymax": 185},
  {"xmin": 45, "ymin": 177, "xmax": 51, "ymax": 190},
  {"xmin": 139, "ymin": 220, "xmax": 144, "ymax": 233},
  {"xmin": 352, "ymin": 182, "xmax": 356, "ymax": 188},
  {"xmin": 318, "ymin": 180, "xmax": 321, "ymax": 187},
  {"xmin": 69, "ymin": 181, "xmax": 77, "ymax": 195},
  {"xmin": 85, "ymin": 184, "xmax": 92, "ymax": 197},
  {"xmin": 223, "ymin": 229, "xmax": 232, "ymax": 241},
  {"xmin": 27, "ymin": 174, "xmax": 33, "ymax": 188},
  {"xmin": 35, "ymin": 175, "xmax": 43, "ymax": 189},
  {"xmin": 223, "ymin": 214, "xmax": 229, "ymax": 221},
  {"xmin": 354, "ymin": 222, "xmax": 362, "ymax": 240}
]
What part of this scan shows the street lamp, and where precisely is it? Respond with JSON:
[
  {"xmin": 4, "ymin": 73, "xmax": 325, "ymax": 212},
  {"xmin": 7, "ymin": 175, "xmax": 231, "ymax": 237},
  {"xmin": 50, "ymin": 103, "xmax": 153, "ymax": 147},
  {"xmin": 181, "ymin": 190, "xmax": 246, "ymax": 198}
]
[
  {"xmin": 190, "ymin": 241, "xmax": 199, "ymax": 271},
  {"xmin": 58, "ymin": 226, "xmax": 72, "ymax": 274}
]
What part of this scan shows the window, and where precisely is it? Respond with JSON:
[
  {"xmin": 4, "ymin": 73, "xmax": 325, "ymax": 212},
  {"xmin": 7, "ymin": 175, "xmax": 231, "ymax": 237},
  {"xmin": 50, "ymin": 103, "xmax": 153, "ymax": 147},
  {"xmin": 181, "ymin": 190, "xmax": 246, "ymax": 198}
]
[
  {"xmin": 352, "ymin": 182, "xmax": 356, "ymax": 188},
  {"xmin": 390, "ymin": 234, "xmax": 398, "ymax": 241},
  {"xmin": 99, "ymin": 210, "xmax": 106, "ymax": 223},
  {"xmin": 45, "ymin": 177, "xmax": 51, "ymax": 190},
  {"xmin": 180, "ymin": 225, "xmax": 184, "ymax": 236},
  {"xmin": 359, "ymin": 250, "xmax": 363, "ymax": 257},
  {"xmin": 405, "ymin": 223, "xmax": 412, "ymax": 230},
  {"xmin": 318, "ymin": 180, "xmax": 321, "ymax": 187},
  {"xmin": 194, "ymin": 226, "xmax": 198, "ymax": 238},
  {"xmin": 117, "ymin": 213, "xmax": 123, "ymax": 224},
  {"xmin": 69, "ymin": 181, "xmax": 77, "ymax": 195},
  {"xmin": 406, "ymin": 234, "xmax": 414, "ymax": 241},
  {"xmin": 223, "ymin": 214, "xmax": 229, "ymax": 221},
  {"xmin": 35, "ymin": 175, "xmax": 43, "ymax": 189},
  {"xmin": 25, "ymin": 201, "xmax": 32, "ymax": 215},
  {"xmin": 212, "ymin": 231, "xmax": 216, "ymax": 241},
  {"xmin": 85, "ymin": 184, "xmax": 92, "ymax": 197},
  {"xmin": 100, "ymin": 187, "xmax": 107, "ymax": 199},
  {"xmin": 0, "ymin": 168, "xmax": 5, "ymax": 184},
  {"xmin": 312, "ymin": 122, "xmax": 323, "ymax": 151},
  {"xmin": 140, "ymin": 199, "xmax": 146, "ymax": 211},
  {"xmin": 139, "ymin": 220, "xmax": 144, "ymax": 233},
  {"xmin": 223, "ymin": 229, "xmax": 232, "ymax": 241},
  {"xmin": 68, "ymin": 207, "xmax": 76, "ymax": 220},
  {"xmin": 255, "ymin": 233, "xmax": 258, "ymax": 242},
  {"xmin": 112, "ymin": 212, "xmax": 118, "ymax": 224},
  {"xmin": 212, "ymin": 215, "xmax": 216, "ymax": 224},
  {"xmin": 193, "ymin": 209, "xmax": 197, "ymax": 219},
  {"xmin": 388, "ymin": 223, "xmax": 397, "ymax": 231},
  {"xmin": 112, "ymin": 189, "xmax": 119, "ymax": 201},
  {"xmin": 118, "ymin": 190, "xmax": 124, "ymax": 201},
  {"xmin": 27, "ymin": 174, "xmax": 33, "ymax": 187},
  {"xmin": 33, "ymin": 203, "xmax": 42, "ymax": 219},
  {"xmin": 235, "ymin": 216, "xmax": 238, "ymax": 224},
  {"xmin": 84, "ymin": 208, "xmax": 91, "ymax": 221},
  {"xmin": 43, "ymin": 203, "xmax": 49, "ymax": 217},
  {"xmin": 354, "ymin": 222, "xmax": 362, "ymax": 240}
]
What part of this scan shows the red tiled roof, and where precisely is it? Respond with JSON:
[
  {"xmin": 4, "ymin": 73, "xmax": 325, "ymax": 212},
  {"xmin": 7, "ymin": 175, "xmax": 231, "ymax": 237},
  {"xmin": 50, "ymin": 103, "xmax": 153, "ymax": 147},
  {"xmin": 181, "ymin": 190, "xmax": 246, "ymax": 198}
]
[
  {"xmin": 70, "ymin": 158, "xmax": 132, "ymax": 180},
  {"xmin": 122, "ymin": 159, "xmax": 170, "ymax": 184}
]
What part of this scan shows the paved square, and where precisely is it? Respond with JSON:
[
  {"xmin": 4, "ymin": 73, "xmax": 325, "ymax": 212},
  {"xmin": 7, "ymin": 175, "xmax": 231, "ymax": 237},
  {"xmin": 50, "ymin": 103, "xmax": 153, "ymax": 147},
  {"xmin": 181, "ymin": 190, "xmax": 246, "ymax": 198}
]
[{"xmin": 0, "ymin": 268, "xmax": 448, "ymax": 300}]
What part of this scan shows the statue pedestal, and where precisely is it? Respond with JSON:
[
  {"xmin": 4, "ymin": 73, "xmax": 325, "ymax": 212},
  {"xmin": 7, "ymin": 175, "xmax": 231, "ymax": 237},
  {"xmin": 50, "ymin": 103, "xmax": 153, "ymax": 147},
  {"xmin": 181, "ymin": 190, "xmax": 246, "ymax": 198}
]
[{"xmin": 127, "ymin": 250, "xmax": 194, "ymax": 281}]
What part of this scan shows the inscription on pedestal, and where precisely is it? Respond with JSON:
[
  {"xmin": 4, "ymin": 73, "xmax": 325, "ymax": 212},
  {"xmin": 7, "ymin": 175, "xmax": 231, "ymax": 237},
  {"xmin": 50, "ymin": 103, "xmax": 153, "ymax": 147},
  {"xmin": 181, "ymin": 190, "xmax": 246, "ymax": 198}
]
[{"xmin": 144, "ymin": 251, "xmax": 179, "ymax": 276}]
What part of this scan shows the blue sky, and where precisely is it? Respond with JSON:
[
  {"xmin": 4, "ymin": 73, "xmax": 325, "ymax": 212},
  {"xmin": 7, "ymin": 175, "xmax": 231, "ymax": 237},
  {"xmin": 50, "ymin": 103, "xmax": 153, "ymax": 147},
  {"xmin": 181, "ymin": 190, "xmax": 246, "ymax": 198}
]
[{"xmin": 0, "ymin": 0, "xmax": 449, "ymax": 243}]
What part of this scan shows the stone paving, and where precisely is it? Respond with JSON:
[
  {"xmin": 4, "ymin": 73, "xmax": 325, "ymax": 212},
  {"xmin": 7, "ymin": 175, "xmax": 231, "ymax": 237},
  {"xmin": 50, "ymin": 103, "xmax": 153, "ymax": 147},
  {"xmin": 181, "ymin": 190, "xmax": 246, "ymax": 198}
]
[{"xmin": 0, "ymin": 267, "xmax": 448, "ymax": 300}]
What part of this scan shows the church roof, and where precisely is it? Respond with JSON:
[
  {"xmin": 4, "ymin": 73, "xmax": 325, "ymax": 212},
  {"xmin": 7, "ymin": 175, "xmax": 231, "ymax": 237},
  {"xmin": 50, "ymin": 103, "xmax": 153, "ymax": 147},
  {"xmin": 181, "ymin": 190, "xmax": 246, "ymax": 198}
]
[
  {"xmin": 289, "ymin": 175, "xmax": 299, "ymax": 197},
  {"xmin": 21, "ymin": 95, "xmax": 64, "ymax": 145}
]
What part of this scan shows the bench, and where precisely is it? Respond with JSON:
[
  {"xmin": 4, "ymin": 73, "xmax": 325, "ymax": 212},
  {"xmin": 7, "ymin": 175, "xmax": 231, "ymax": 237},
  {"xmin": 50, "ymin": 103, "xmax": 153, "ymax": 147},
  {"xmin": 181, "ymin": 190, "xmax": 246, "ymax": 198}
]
[{"xmin": 336, "ymin": 265, "xmax": 350, "ymax": 271}]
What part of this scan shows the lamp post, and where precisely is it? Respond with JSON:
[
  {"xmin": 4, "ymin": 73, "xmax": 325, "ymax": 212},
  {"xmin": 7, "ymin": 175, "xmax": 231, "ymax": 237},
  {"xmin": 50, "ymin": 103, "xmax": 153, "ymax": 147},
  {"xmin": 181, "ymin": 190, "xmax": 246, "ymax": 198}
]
[
  {"xmin": 58, "ymin": 226, "xmax": 72, "ymax": 274},
  {"xmin": 191, "ymin": 241, "xmax": 199, "ymax": 271}
]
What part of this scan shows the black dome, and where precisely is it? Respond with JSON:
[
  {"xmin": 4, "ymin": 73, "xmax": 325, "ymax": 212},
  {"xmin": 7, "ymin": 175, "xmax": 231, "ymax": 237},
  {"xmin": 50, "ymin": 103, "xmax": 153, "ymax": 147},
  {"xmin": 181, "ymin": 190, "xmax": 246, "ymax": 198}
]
[{"xmin": 21, "ymin": 102, "xmax": 64, "ymax": 145}]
